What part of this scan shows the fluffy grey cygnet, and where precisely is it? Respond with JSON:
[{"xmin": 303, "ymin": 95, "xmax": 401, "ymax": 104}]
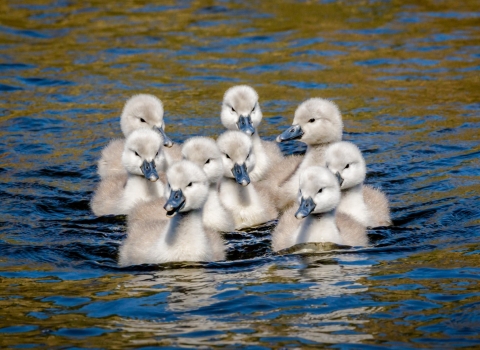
[
  {"xmin": 220, "ymin": 85, "xmax": 284, "ymax": 182},
  {"xmin": 275, "ymin": 98, "xmax": 343, "ymax": 211},
  {"xmin": 216, "ymin": 130, "xmax": 278, "ymax": 230},
  {"xmin": 181, "ymin": 137, "xmax": 235, "ymax": 232},
  {"xmin": 118, "ymin": 160, "xmax": 226, "ymax": 266},
  {"xmin": 272, "ymin": 166, "xmax": 367, "ymax": 252},
  {"xmin": 91, "ymin": 128, "xmax": 167, "ymax": 216},
  {"xmin": 324, "ymin": 141, "xmax": 391, "ymax": 227},
  {"xmin": 97, "ymin": 94, "xmax": 175, "ymax": 179}
]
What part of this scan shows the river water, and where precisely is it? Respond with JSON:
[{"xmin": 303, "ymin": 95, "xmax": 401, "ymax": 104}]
[{"xmin": 1, "ymin": 0, "xmax": 479, "ymax": 348}]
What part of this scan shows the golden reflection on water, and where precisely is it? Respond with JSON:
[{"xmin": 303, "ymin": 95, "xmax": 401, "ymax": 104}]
[
  {"xmin": 1, "ymin": 0, "xmax": 478, "ymax": 127},
  {"xmin": 0, "ymin": 0, "xmax": 479, "ymax": 347},
  {"xmin": 113, "ymin": 255, "xmax": 374, "ymax": 346},
  {"xmin": 360, "ymin": 244, "xmax": 480, "ymax": 345}
]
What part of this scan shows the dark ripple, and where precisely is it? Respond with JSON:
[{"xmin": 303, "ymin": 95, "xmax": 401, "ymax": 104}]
[
  {"xmin": 197, "ymin": 5, "xmax": 229, "ymax": 14},
  {"xmin": 0, "ymin": 83, "xmax": 23, "ymax": 91},
  {"xmin": 0, "ymin": 63, "xmax": 35, "ymax": 71},
  {"xmin": 20, "ymin": 77, "xmax": 73, "ymax": 87}
]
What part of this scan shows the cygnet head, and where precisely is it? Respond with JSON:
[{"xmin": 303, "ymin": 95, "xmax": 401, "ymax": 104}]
[
  {"xmin": 120, "ymin": 94, "xmax": 173, "ymax": 147},
  {"xmin": 164, "ymin": 160, "xmax": 209, "ymax": 217},
  {"xmin": 325, "ymin": 141, "xmax": 366, "ymax": 190},
  {"xmin": 221, "ymin": 85, "xmax": 262, "ymax": 136},
  {"xmin": 295, "ymin": 166, "xmax": 341, "ymax": 219},
  {"xmin": 216, "ymin": 130, "xmax": 255, "ymax": 186},
  {"xmin": 182, "ymin": 137, "xmax": 223, "ymax": 185},
  {"xmin": 122, "ymin": 128, "xmax": 163, "ymax": 181},
  {"xmin": 277, "ymin": 98, "xmax": 343, "ymax": 146}
]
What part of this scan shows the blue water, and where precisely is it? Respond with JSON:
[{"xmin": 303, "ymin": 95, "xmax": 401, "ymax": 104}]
[{"xmin": 1, "ymin": 0, "xmax": 479, "ymax": 348}]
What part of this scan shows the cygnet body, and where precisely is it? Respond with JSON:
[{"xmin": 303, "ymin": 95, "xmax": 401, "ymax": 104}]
[
  {"xmin": 272, "ymin": 166, "xmax": 367, "ymax": 252},
  {"xmin": 325, "ymin": 141, "xmax": 391, "ymax": 227},
  {"xmin": 91, "ymin": 128, "xmax": 167, "ymax": 216},
  {"xmin": 221, "ymin": 85, "xmax": 283, "ymax": 182},
  {"xmin": 217, "ymin": 131, "xmax": 278, "ymax": 230},
  {"xmin": 97, "ymin": 94, "xmax": 174, "ymax": 179},
  {"xmin": 275, "ymin": 98, "xmax": 343, "ymax": 211},
  {"xmin": 181, "ymin": 137, "xmax": 235, "ymax": 232},
  {"xmin": 118, "ymin": 160, "xmax": 226, "ymax": 266}
]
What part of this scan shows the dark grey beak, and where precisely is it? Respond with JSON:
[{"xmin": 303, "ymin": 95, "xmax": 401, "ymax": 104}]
[
  {"xmin": 140, "ymin": 160, "xmax": 159, "ymax": 182},
  {"xmin": 155, "ymin": 126, "xmax": 174, "ymax": 148},
  {"xmin": 237, "ymin": 115, "xmax": 255, "ymax": 136},
  {"xmin": 232, "ymin": 163, "xmax": 250, "ymax": 186},
  {"xmin": 164, "ymin": 189, "xmax": 186, "ymax": 217},
  {"xmin": 335, "ymin": 172, "xmax": 344, "ymax": 187},
  {"xmin": 276, "ymin": 124, "xmax": 304, "ymax": 142},
  {"xmin": 295, "ymin": 196, "xmax": 316, "ymax": 219}
]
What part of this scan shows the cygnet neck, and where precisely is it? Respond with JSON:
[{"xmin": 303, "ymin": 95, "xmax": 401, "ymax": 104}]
[
  {"xmin": 222, "ymin": 177, "xmax": 255, "ymax": 205},
  {"xmin": 338, "ymin": 183, "xmax": 370, "ymax": 226},
  {"xmin": 297, "ymin": 209, "xmax": 342, "ymax": 245},
  {"xmin": 164, "ymin": 208, "xmax": 204, "ymax": 245}
]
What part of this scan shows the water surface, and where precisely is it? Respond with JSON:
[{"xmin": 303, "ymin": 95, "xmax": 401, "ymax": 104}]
[{"xmin": 1, "ymin": 0, "xmax": 479, "ymax": 348}]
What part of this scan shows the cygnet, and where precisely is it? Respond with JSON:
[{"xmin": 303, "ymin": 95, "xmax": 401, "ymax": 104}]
[
  {"xmin": 221, "ymin": 85, "xmax": 284, "ymax": 182},
  {"xmin": 216, "ymin": 130, "xmax": 278, "ymax": 230},
  {"xmin": 272, "ymin": 166, "xmax": 367, "ymax": 251},
  {"xmin": 324, "ymin": 141, "xmax": 391, "ymax": 227},
  {"xmin": 275, "ymin": 98, "xmax": 343, "ymax": 211},
  {"xmin": 97, "ymin": 94, "xmax": 174, "ymax": 179},
  {"xmin": 181, "ymin": 137, "xmax": 235, "ymax": 232},
  {"xmin": 91, "ymin": 128, "xmax": 167, "ymax": 216},
  {"xmin": 118, "ymin": 160, "xmax": 226, "ymax": 266}
]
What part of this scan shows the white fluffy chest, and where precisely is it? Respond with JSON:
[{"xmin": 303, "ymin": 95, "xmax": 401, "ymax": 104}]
[
  {"xmin": 219, "ymin": 181, "xmax": 268, "ymax": 228},
  {"xmin": 203, "ymin": 190, "xmax": 234, "ymax": 232},
  {"xmin": 152, "ymin": 221, "xmax": 212, "ymax": 263},
  {"xmin": 338, "ymin": 191, "xmax": 371, "ymax": 226},
  {"xmin": 295, "ymin": 216, "xmax": 343, "ymax": 245},
  {"xmin": 249, "ymin": 141, "xmax": 269, "ymax": 182},
  {"xmin": 122, "ymin": 176, "xmax": 164, "ymax": 212}
]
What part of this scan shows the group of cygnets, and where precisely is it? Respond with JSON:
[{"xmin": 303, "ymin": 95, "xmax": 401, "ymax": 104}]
[{"xmin": 90, "ymin": 85, "xmax": 391, "ymax": 266}]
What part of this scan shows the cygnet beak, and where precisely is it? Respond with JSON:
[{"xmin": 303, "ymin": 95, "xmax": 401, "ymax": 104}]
[
  {"xmin": 164, "ymin": 189, "xmax": 186, "ymax": 217},
  {"xmin": 155, "ymin": 126, "xmax": 174, "ymax": 148},
  {"xmin": 295, "ymin": 196, "xmax": 316, "ymax": 219},
  {"xmin": 140, "ymin": 160, "xmax": 159, "ymax": 182},
  {"xmin": 232, "ymin": 163, "xmax": 250, "ymax": 186},
  {"xmin": 276, "ymin": 124, "xmax": 304, "ymax": 142},
  {"xmin": 335, "ymin": 172, "xmax": 344, "ymax": 187},
  {"xmin": 237, "ymin": 115, "xmax": 255, "ymax": 136}
]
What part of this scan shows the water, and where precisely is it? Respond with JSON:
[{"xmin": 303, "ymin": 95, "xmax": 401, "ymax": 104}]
[{"xmin": 1, "ymin": 0, "xmax": 479, "ymax": 347}]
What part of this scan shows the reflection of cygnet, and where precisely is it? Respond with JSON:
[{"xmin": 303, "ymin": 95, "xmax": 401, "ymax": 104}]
[
  {"xmin": 217, "ymin": 131, "xmax": 278, "ymax": 230},
  {"xmin": 182, "ymin": 137, "xmax": 235, "ymax": 232},
  {"xmin": 118, "ymin": 160, "xmax": 226, "ymax": 266},
  {"xmin": 275, "ymin": 98, "xmax": 344, "ymax": 211},
  {"xmin": 325, "ymin": 141, "xmax": 391, "ymax": 227},
  {"xmin": 91, "ymin": 129, "xmax": 167, "ymax": 216},
  {"xmin": 220, "ymin": 85, "xmax": 284, "ymax": 182},
  {"xmin": 272, "ymin": 166, "xmax": 367, "ymax": 251},
  {"xmin": 97, "ymin": 94, "xmax": 174, "ymax": 179}
]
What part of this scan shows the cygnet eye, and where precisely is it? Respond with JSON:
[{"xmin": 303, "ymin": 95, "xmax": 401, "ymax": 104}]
[
  {"xmin": 205, "ymin": 158, "xmax": 210, "ymax": 164},
  {"xmin": 134, "ymin": 151, "xmax": 140, "ymax": 157},
  {"xmin": 140, "ymin": 118, "xmax": 146, "ymax": 123},
  {"xmin": 345, "ymin": 164, "xmax": 350, "ymax": 169},
  {"xmin": 225, "ymin": 154, "xmax": 231, "ymax": 159},
  {"xmin": 187, "ymin": 182, "xmax": 193, "ymax": 187},
  {"xmin": 318, "ymin": 188, "xmax": 323, "ymax": 194},
  {"xmin": 251, "ymin": 104, "xmax": 256, "ymax": 113},
  {"xmin": 155, "ymin": 151, "xmax": 159, "ymax": 157},
  {"xmin": 308, "ymin": 118, "xmax": 315, "ymax": 123},
  {"xmin": 231, "ymin": 106, "xmax": 236, "ymax": 113}
]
